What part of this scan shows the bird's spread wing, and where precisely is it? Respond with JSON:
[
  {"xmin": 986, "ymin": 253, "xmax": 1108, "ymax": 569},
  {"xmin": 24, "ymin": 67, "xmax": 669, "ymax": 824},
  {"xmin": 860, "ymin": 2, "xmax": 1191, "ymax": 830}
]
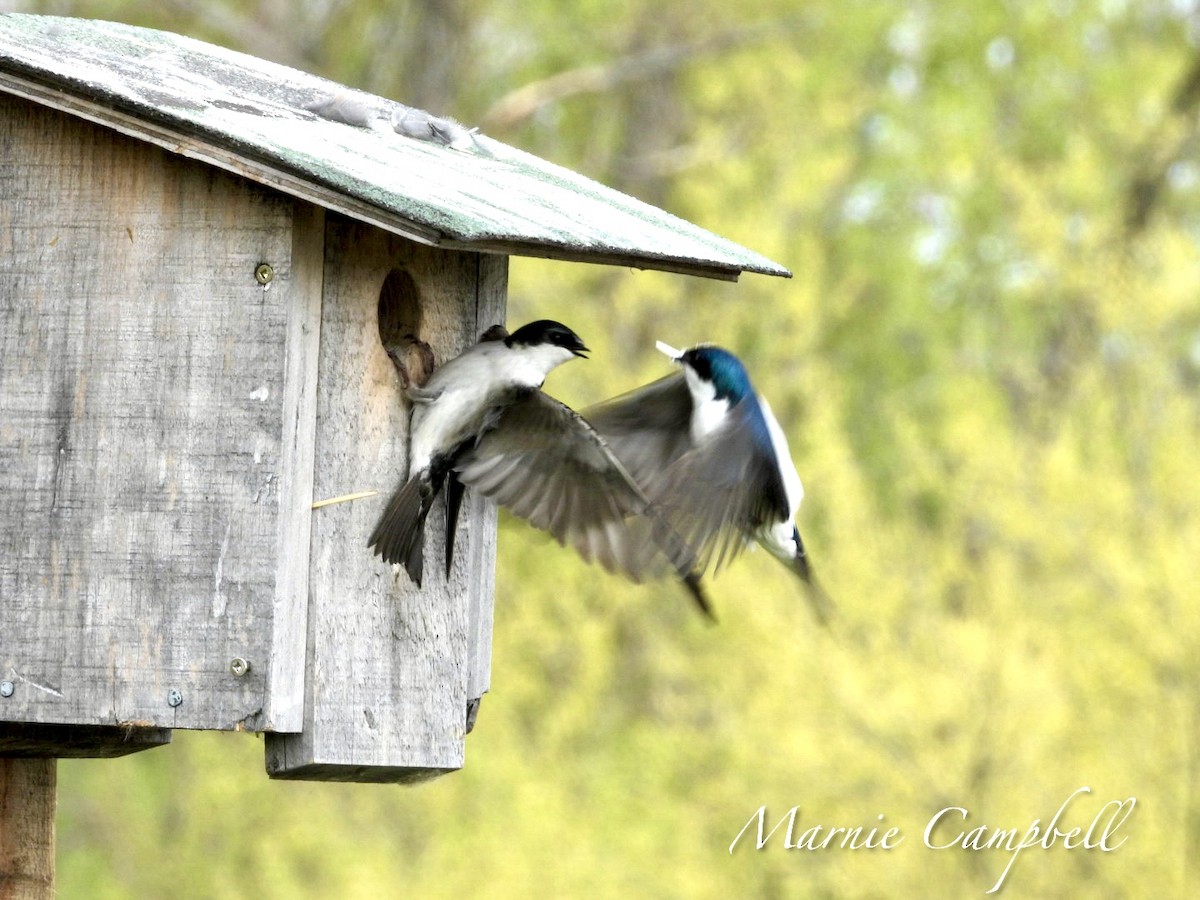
[
  {"xmin": 592, "ymin": 385, "xmax": 792, "ymax": 575},
  {"xmin": 453, "ymin": 391, "xmax": 711, "ymax": 615},
  {"xmin": 664, "ymin": 396, "xmax": 792, "ymax": 572},
  {"xmin": 581, "ymin": 373, "xmax": 695, "ymax": 484}
]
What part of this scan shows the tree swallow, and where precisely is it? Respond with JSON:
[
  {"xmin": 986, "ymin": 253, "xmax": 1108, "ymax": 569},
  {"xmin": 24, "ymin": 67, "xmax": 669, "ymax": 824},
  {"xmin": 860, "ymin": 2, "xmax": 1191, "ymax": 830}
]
[
  {"xmin": 367, "ymin": 321, "xmax": 710, "ymax": 614},
  {"xmin": 584, "ymin": 342, "xmax": 832, "ymax": 624}
]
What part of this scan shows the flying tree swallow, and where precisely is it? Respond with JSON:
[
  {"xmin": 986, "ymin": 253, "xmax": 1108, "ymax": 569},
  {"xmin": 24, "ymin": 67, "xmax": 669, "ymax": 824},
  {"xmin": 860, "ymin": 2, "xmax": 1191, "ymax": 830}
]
[
  {"xmin": 367, "ymin": 320, "xmax": 710, "ymax": 615},
  {"xmin": 585, "ymin": 342, "xmax": 833, "ymax": 624}
]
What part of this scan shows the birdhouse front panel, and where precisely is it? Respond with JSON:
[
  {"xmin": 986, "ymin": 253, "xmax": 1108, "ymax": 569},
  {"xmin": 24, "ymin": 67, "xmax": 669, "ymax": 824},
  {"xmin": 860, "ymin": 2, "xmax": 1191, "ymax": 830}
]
[
  {"xmin": 265, "ymin": 216, "xmax": 504, "ymax": 782},
  {"xmin": 0, "ymin": 92, "xmax": 311, "ymax": 736}
]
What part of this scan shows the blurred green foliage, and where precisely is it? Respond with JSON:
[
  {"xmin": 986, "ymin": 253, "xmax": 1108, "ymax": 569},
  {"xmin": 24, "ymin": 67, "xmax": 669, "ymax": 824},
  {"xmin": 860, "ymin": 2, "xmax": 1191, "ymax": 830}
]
[{"xmin": 13, "ymin": 0, "xmax": 1199, "ymax": 895}]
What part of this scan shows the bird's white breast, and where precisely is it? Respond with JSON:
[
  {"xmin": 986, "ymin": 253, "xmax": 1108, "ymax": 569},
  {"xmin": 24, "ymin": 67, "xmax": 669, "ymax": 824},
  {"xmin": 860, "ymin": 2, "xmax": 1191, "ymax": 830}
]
[
  {"xmin": 683, "ymin": 366, "xmax": 730, "ymax": 444},
  {"xmin": 407, "ymin": 339, "xmax": 575, "ymax": 474}
]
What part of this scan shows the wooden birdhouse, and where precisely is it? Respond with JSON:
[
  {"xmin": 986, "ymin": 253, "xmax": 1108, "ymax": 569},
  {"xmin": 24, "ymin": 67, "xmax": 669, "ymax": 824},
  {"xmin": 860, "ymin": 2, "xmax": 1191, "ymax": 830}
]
[{"xmin": 0, "ymin": 15, "xmax": 789, "ymax": 783}]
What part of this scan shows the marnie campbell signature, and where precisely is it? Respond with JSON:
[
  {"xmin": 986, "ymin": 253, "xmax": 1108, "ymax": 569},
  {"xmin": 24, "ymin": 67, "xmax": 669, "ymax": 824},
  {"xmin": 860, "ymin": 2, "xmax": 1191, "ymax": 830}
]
[{"xmin": 728, "ymin": 786, "xmax": 1135, "ymax": 893}]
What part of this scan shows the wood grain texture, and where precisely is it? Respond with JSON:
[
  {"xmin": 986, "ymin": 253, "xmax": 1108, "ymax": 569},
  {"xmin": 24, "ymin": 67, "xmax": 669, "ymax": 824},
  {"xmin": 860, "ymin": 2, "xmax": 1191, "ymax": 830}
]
[
  {"xmin": 463, "ymin": 254, "xmax": 505, "ymax": 708},
  {"xmin": 265, "ymin": 217, "xmax": 502, "ymax": 782},
  {"xmin": 263, "ymin": 200, "xmax": 325, "ymax": 734},
  {"xmin": 0, "ymin": 759, "xmax": 55, "ymax": 900},
  {"xmin": 0, "ymin": 94, "xmax": 297, "ymax": 736}
]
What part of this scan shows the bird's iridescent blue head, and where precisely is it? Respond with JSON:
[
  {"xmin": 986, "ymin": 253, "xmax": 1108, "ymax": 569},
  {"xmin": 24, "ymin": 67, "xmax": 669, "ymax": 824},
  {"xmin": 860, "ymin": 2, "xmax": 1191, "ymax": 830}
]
[
  {"xmin": 660, "ymin": 342, "xmax": 753, "ymax": 403},
  {"xmin": 507, "ymin": 320, "xmax": 589, "ymax": 358}
]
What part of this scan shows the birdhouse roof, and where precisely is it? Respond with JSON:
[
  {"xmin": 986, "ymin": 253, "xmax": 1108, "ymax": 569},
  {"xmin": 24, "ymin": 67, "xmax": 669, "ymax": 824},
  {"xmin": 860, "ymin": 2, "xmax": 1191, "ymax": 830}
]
[{"xmin": 0, "ymin": 14, "xmax": 790, "ymax": 281}]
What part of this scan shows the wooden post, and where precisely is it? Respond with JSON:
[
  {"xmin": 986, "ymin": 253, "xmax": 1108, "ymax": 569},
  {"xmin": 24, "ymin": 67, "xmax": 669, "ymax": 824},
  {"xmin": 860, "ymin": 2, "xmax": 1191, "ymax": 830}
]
[{"xmin": 0, "ymin": 759, "xmax": 55, "ymax": 900}]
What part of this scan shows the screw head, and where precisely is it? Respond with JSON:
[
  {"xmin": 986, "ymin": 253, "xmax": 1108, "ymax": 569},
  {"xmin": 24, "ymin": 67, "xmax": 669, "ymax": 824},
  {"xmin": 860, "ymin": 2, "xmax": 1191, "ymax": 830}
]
[
  {"xmin": 254, "ymin": 263, "xmax": 274, "ymax": 285},
  {"xmin": 167, "ymin": 689, "xmax": 183, "ymax": 708},
  {"xmin": 0, "ymin": 681, "xmax": 13, "ymax": 698},
  {"xmin": 229, "ymin": 657, "xmax": 251, "ymax": 677}
]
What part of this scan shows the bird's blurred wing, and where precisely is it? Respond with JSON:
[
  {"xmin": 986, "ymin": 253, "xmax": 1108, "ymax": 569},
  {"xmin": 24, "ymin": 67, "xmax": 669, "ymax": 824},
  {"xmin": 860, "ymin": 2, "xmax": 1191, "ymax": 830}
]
[
  {"xmin": 581, "ymin": 373, "xmax": 694, "ymax": 485},
  {"xmin": 646, "ymin": 396, "xmax": 792, "ymax": 574},
  {"xmin": 454, "ymin": 391, "xmax": 711, "ymax": 615}
]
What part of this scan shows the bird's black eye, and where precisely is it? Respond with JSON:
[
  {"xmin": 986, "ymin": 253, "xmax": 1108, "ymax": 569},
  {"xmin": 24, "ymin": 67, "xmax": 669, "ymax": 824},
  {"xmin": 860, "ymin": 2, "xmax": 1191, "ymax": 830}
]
[
  {"xmin": 548, "ymin": 324, "xmax": 588, "ymax": 355},
  {"xmin": 683, "ymin": 350, "xmax": 712, "ymax": 381},
  {"xmin": 506, "ymin": 319, "xmax": 588, "ymax": 355}
]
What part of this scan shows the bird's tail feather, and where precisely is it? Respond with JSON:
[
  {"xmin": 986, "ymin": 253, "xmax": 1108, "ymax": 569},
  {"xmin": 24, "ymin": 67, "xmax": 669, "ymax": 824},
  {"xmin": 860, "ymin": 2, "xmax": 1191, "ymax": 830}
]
[
  {"xmin": 646, "ymin": 513, "xmax": 714, "ymax": 621},
  {"xmin": 789, "ymin": 551, "xmax": 836, "ymax": 628},
  {"xmin": 683, "ymin": 571, "xmax": 715, "ymax": 622},
  {"xmin": 781, "ymin": 527, "xmax": 833, "ymax": 626},
  {"xmin": 444, "ymin": 473, "xmax": 465, "ymax": 578},
  {"xmin": 368, "ymin": 474, "xmax": 434, "ymax": 586}
]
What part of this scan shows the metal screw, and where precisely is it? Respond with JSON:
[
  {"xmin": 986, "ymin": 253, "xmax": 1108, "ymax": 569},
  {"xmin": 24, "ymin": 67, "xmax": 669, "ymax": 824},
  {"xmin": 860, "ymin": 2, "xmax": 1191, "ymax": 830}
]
[
  {"xmin": 0, "ymin": 681, "xmax": 13, "ymax": 698},
  {"xmin": 167, "ymin": 689, "xmax": 183, "ymax": 708},
  {"xmin": 229, "ymin": 657, "xmax": 251, "ymax": 677},
  {"xmin": 254, "ymin": 263, "xmax": 274, "ymax": 285}
]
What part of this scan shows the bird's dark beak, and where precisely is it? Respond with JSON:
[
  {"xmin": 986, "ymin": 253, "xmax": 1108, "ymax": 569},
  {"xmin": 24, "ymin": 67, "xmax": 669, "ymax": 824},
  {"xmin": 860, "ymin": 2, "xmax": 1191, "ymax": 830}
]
[{"xmin": 571, "ymin": 344, "xmax": 590, "ymax": 359}]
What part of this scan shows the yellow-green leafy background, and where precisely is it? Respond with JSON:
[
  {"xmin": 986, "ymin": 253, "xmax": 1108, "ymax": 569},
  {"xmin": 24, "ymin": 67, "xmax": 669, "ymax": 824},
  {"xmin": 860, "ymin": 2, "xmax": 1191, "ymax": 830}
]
[{"xmin": 10, "ymin": 0, "xmax": 1198, "ymax": 896}]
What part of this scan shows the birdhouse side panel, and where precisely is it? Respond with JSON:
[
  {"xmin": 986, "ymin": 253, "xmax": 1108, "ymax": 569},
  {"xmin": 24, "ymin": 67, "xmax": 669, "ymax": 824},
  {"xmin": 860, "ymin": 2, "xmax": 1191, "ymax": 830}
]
[{"xmin": 0, "ymin": 94, "xmax": 295, "ymax": 734}]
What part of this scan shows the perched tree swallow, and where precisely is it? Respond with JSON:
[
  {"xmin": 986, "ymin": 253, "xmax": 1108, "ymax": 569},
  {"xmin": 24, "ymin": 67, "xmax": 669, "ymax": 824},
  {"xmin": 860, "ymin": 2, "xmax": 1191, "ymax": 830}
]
[
  {"xmin": 585, "ymin": 342, "xmax": 833, "ymax": 624},
  {"xmin": 368, "ymin": 321, "xmax": 710, "ymax": 615}
]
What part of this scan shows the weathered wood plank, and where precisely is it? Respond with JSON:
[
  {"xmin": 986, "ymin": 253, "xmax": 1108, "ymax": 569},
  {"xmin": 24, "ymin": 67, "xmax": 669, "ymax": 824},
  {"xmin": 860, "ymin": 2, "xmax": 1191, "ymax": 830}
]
[
  {"xmin": 264, "ymin": 201, "xmax": 325, "ymax": 734},
  {"xmin": 0, "ymin": 93, "xmax": 294, "ymax": 735},
  {"xmin": 0, "ymin": 723, "xmax": 170, "ymax": 758},
  {"xmin": 265, "ymin": 217, "xmax": 501, "ymax": 781},
  {"xmin": 0, "ymin": 69, "xmax": 446, "ymax": 251},
  {"xmin": 462, "ymin": 254, "xmax": 505, "ymax": 714}
]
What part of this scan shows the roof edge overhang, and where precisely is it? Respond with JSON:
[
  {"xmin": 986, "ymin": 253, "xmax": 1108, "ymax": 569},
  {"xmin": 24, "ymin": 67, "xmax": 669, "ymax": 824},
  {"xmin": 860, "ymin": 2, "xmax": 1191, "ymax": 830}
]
[{"xmin": 0, "ymin": 18, "xmax": 792, "ymax": 283}]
